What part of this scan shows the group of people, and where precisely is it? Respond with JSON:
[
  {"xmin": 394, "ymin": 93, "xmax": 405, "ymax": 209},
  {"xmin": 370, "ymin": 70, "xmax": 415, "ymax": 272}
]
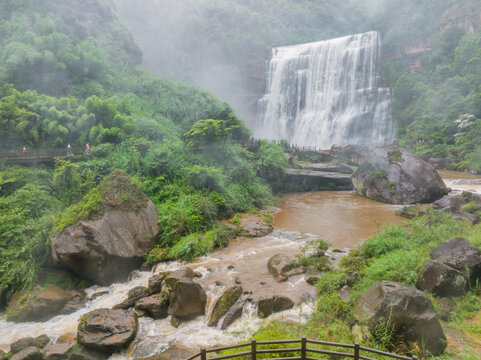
[{"xmin": 21, "ymin": 143, "xmax": 91, "ymax": 157}]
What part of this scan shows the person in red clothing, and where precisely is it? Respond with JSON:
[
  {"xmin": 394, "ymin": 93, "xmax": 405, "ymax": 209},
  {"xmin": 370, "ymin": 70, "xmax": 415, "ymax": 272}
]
[
  {"xmin": 22, "ymin": 146, "xmax": 27, "ymax": 157},
  {"xmin": 85, "ymin": 143, "xmax": 90, "ymax": 154}
]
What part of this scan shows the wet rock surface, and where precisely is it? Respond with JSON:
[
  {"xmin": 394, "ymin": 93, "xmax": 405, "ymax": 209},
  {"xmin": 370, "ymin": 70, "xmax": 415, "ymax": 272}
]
[
  {"xmin": 134, "ymin": 293, "xmax": 169, "ymax": 319},
  {"xmin": 135, "ymin": 345, "xmax": 197, "ymax": 360},
  {"xmin": 11, "ymin": 347, "xmax": 43, "ymax": 360},
  {"xmin": 10, "ymin": 336, "xmax": 50, "ymax": 355},
  {"xmin": 352, "ymin": 146, "xmax": 448, "ymax": 204},
  {"xmin": 357, "ymin": 281, "xmax": 446, "ymax": 355},
  {"xmin": 162, "ymin": 268, "xmax": 207, "ymax": 319},
  {"xmin": 267, "ymin": 254, "xmax": 296, "ymax": 281},
  {"xmin": 7, "ymin": 286, "xmax": 79, "ymax": 323},
  {"xmin": 77, "ymin": 308, "xmax": 138, "ymax": 352},
  {"xmin": 113, "ymin": 286, "xmax": 150, "ymax": 310},
  {"xmin": 257, "ymin": 295, "xmax": 294, "ymax": 318},
  {"xmin": 208, "ymin": 286, "xmax": 243, "ymax": 327},
  {"xmin": 237, "ymin": 214, "xmax": 273, "ymax": 237}
]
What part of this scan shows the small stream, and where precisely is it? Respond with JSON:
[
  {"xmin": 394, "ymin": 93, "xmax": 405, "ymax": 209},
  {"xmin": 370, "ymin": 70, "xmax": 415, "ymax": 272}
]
[{"xmin": 1, "ymin": 171, "xmax": 480, "ymax": 358}]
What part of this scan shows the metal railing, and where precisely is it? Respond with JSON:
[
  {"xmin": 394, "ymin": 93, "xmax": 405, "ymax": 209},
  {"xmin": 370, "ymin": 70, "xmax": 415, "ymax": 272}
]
[
  {"xmin": 187, "ymin": 338, "xmax": 417, "ymax": 360},
  {"xmin": 0, "ymin": 147, "xmax": 85, "ymax": 160}
]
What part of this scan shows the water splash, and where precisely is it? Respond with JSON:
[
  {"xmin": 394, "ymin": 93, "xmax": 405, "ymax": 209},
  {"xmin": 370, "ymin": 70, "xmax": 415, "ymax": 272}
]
[{"xmin": 257, "ymin": 31, "xmax": 395, "ymax": 148}]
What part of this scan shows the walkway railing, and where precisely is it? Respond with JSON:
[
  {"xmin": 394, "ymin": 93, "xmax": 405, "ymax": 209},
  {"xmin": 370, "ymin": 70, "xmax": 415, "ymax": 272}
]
[{"xmin": 187, "ymin": 338, "xmax": 417, "ymax": 360}]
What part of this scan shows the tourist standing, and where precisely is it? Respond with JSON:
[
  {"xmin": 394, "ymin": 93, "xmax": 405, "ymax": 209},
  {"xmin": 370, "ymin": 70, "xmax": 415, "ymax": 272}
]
[{"xmin": 67, "ymin": 143, "xmax": 72, "ymax": 156}]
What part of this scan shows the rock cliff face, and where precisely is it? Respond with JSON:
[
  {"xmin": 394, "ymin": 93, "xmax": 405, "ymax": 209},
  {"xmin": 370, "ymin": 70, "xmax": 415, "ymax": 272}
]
[
  {"xmin": 352, "ymin": 146, "xmax": 448, "ymax": 204},
  {"xmin": 50, "ymin": 201, "xmax": 159, "ymax": 285}
]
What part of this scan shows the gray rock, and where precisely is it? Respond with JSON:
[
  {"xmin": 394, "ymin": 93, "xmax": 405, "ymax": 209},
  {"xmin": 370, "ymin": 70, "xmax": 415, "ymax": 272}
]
[
  {"xmin": 338, "ymin": 286, "xmax": 351, "ymax": 302},
  {"xmin": 267, "ymin": 254, "xmax": 296, "ymax": 280},
  {"xmin": 237, "ymin": 214, "xmax": 273, "ymax": 237},
  {"xmin": 135, "ymin": 293, "xmax": 169, "ymax": 319},
  {"xmin": 77, "ymin": 308, "xmax": 138, "ymax": 352},
  {"xmin": 357, "ymin": 281, "xmax": 446, "ymax": 355},
  {"xmin": 430, "ymin": 238, "xmax": 481, "ymax": 284},
  {"xmin": 10, "ymin": 347, "xmax": 42, "ymax": 360},
  {"xmin": 257, "ymin": 296, "xmax": 294, "ymax": 318},
  {"xmin": 417, "ymin": 260, "xmax": 467, "ymax": 297},
  {"xmin": 221, "ymin": 298, "xmax": 245, "ymax": 330},
  {"xmin": 352, "ymin": 146, "xmax": 448, "ymax": 204},
  {"xmin": 67, "ymin": 344, "xmax": 108, "ymax": 360},
  {"xmin": 162, "ymin": 270, "xmax": 206, "ymax": 319},
  {"xmin": 113, "ymin": 286, "xmax": 150, "ymax": 310},
  {"xmin": 50, "ymin": 198, "xmax": 159, "ymax": 285},
  {"xmin": 7, "ymin": 286, "xmax": 74, "ymax": 322},
  {"xmin": 10, "ymin": 335, "xmax": 50, "ymax": 354},
  {"xmin": 208, "ymin": 286, "xmax": 243, "ymax": 327},
  {"xmin": 41, "ymin": 339, "xmax": 76, "ymax": 360},
  {"xmin": 437, "ymin": 298, "xmax": 456, "ymax": 321},
  {"xmin": 135, "ymin": 345, "xmax": 197, "ymax": 360},
  {"xmin": 148, "ymin": 273, "xmax": 169, "ymax": 294},
  {"xmin": 452, "ymin": 211, "xmax": 481, "ymax": 225}
]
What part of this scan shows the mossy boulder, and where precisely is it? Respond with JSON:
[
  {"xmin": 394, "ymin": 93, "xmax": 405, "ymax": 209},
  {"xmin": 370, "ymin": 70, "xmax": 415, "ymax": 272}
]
[
  {"xmin": 208, "ymin": 286, "xmax": 243, "ymax": 327},
  {"xmin": 7, "ymin": 286, "xmax": 74, "ymax": 323},
  {"xmin": 50, "ymin": 171, "xmax": 159, "ymax": 285},
  {"xmin": 10, "ymin": 335, "xmax": 50, "ymax": 354},
  {"xmin": 257, "ymin": 296, "xmax": 294, "ymax": 318},
  {"xmin": 352, "ymin": 146, "xmax": 448, "ymax": 204}
]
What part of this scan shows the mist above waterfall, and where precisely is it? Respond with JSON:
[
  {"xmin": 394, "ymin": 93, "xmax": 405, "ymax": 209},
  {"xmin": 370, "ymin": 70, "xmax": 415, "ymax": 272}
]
[{"xmin": 257, "ymin": 31, "xmax": 395, "ymax": 148}]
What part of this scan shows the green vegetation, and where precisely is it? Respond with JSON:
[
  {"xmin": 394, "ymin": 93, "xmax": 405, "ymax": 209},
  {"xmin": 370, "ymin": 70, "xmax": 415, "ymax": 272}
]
[{"xmin": 0, "ymin": 0, "xmax": 288, "ymax": 302}]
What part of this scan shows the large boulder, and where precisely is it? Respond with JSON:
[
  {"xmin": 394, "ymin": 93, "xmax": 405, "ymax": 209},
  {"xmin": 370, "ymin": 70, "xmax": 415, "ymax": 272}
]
[
  {"xmin": 352, "ymin": 146, "xmax": 448, "ymax": 204},
  {"xmin": 135, "ymin": 293, "xmax": 169, "ymax": 319},
  {"xmin": 357, "ymin": 281, "xmax": 446, "ymax": 355},
  {"xmin": 148, "ymin": 272, "xmax": 170, "ymax": 294},
  {"xmin": 7, "ymin": 286, "xmax": 75, "ymax": 322},
  {"xmin": 430, "ymin": 238, "xmax": 481, "ymax": 284},
  {"xmin": 77, "ymin": 308, "xmax": 138, "ymax": 353},
  {"xmin": 416, "ymin": 260, "xmax": 467, "ymax": 297},
  {"xmin": 237, "ymin": 214, "xmax": 272, "ymax": 237},
  {"xmin": 208, "ymin": 286, "xmax": 243, "ymax": 327},
  {"xmin": 162, "ymin": 268, "xmax": 207, "ymax": 319},
  {"xmin": 257, "ymin": 296, "xmax": 294, "ymax": 318},
  {"xmin": 50, "ymin": 171, "xmax": 159, "ymax": 285}
]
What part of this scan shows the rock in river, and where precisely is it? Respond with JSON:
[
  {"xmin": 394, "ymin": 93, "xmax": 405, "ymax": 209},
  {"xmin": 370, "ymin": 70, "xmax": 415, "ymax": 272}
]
[
  {"xmin": 352, "ymin": 146, "xmax": 448, "ymax": 204},
  {"xmin": 77, "ymin": 308, "xmax": 138, "ymax": 353}
]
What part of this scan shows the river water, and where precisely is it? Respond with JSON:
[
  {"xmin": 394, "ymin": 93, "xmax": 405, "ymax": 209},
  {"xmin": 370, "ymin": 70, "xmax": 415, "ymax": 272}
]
[{"xmin": 1, "ymin": 171, "xmax": 480, "ymax": 358}]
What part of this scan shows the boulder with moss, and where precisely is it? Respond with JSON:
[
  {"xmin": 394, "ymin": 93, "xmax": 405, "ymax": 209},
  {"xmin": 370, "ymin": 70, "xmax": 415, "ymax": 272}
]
[
  {"xmin": 7, "ymin": 285, "xmax": 80, "ymax": 323},
  {"xmin": 352, "ymin": 146, "xmax": 448, "ymax": 204},
  {"xmin": 50, "ymin": 170, "xmax": 159, "ymax": 285},
  {"xmin": 208, "ymin": 286, "xmax": 243, "ymax": 327}
]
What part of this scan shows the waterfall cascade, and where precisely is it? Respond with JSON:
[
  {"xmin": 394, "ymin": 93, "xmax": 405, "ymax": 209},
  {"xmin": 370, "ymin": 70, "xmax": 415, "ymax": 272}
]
[{"xmin": 257, "ymin": 31, "xmax": 395, "ymax": 148}]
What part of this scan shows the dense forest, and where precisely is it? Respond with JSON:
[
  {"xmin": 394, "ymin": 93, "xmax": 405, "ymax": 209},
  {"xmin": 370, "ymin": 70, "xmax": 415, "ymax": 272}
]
[{"xmin": 1, "ymin": 0, "xmax": 481, "ymax": 358}]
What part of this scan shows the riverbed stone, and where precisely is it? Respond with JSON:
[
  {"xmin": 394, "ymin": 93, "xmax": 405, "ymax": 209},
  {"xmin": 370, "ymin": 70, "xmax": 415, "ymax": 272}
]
[
  {"xmin": 135, "ymin": 293, "xmax": 169, "ymax": 319},
  {"xmin": 7, "ymin": 285, "xmax": 74, "ymax": 322},
  {"xmin": 162, "ymin": 270, "xmax": 207, "ymax": 319},
  {"xmin": 357, "ymin": 281, "xmax": 446, "ymax": 355},
  {"xmin": 77, "ymin": 308, "xmax": 138, "ymax": 352},
  {"xmin": 221, "ymin": 297, "xmax": 248, "ymax": 330},
  {"xmin": 67, "ymin": 344, "xmax": 108, "ymax": 360},
  {"xmin": 237, "ymin": 213, "xmax": 273, "ymax": 237},
  {"xmin": 352, "ymin": 146, "xmax": 448, "ymax": 204},
  {"xmin": 453, "ymin": 211, "xmax": 481, "ymax": 225},
  {"xmin": 208, "ymin": 286, "xmax": 243, "ymax": 327},
  {"xmin": 41, "ymin": 339, "xmax": 76, "ymax": 360},
  {"xmin": 416, "ymin": 260, "xmax": 467, "ymax": 297},
  {"xmin": 10, "ymin": 335, "xmax": 50, "ymax": 354},
  {"xmin": 257, "ymin": 296, "xmax": 294, "ymax": 318},
  {"xmin": 113, "ymin": 286, "xmax": 150, "ymax": 310},
  {"xmin": 267, "ymin": 254, "xmax": 296, "ymax": 280},
  {"xmin": 10, "ymin": 347, "xmax": 43, "ymax": 360},
  {"xmin": 148, "ymin": 272, "xmax": 170, "ymax": 293},
  {"xmin": 430, "ymin": 238, "xmax": 481, "ymax": 284},
  {"xmin": 135, "ymin": 345, "xmax": 197, "ymax": 360}
]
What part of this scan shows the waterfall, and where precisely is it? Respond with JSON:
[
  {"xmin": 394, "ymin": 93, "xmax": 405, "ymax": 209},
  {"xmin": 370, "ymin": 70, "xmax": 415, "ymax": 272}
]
[{"xmin": 257, "ymin": 31, "xmax": 395, "ymax": 148}]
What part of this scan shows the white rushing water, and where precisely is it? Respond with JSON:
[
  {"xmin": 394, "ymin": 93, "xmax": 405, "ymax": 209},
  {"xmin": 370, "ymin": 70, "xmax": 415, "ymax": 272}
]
[
  {"xmin": 0, "ymin": 231, "xmax": 318, "ymax": 359},
  {"xmin": 257, "ymin": 31, "xmax": 395, "ymax": 148}
]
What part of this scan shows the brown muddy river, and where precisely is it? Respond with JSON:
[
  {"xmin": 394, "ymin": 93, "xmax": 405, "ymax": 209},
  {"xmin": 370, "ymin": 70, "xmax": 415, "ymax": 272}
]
[{"xmin": 274, "ymin": 191, "xmax": 404, "ymax": 248}]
